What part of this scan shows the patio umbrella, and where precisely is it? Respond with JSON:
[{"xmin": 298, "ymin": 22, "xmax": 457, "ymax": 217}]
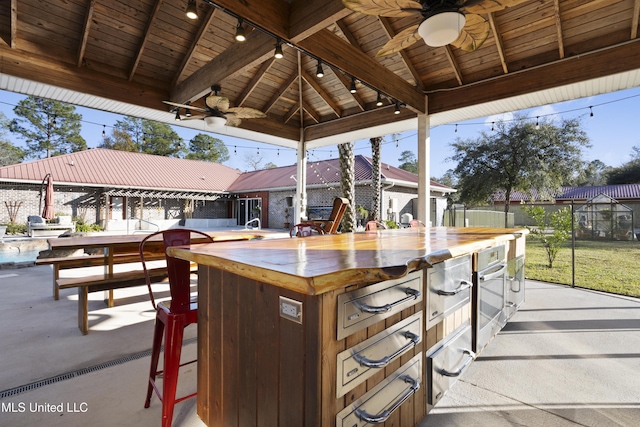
[{"xmin": 42, "ymin": 174, "xmax": 55, "ymax": 220}]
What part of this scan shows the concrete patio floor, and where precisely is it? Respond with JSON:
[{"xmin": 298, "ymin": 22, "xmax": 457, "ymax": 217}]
[{"xmin": 1, "ymin": 265, "xmax": 639, "ymax": 427}]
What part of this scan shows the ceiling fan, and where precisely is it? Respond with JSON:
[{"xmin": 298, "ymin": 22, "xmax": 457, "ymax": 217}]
[
  {"xmin": 342, "ymin": 0, "xmax": 530, "ymax": 56},
  {"xmin": 163, "ymin": 85, "xmax": 267, "ymax": 128}
]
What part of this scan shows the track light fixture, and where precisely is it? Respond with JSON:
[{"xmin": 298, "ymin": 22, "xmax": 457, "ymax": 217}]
[
  {"xmin": 350, "ymin": 77, "xmax": 357, "ymax": 94},
  {"xmin": 184, "ymin": 101, "xmax": 192, "ymax": 117},
  {"xmin": 274, "ymin": 39, "xmax": 284, "ymax": 59},
  {"xmin": 316, "ymin": 60, "xmax": 324, "ymax": 78},
  {"xmin": 394, "ymin": 101, "xmax": 400, "ymax": 114},
  {"xmin": 186, "ymin": 0, "xmax": 198, "ymax": 20},
  {"xmin": 174, "ymin": 109, "xmax": 181, "ymax": 121},
  {"xmin": 235, "ymin": 19, "xmax": 246, "ymax": 42},
  {"xmin": 376, "ymin": 92, "xmax": 383, "ymax": 107}
]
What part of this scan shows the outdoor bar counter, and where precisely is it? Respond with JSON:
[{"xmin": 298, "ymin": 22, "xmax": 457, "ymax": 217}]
[{"xmin": 167, "ymin": 226, "xmax": 528, "ymax": 427}]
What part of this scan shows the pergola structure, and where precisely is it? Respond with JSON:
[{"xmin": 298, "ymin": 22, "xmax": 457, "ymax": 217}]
[{"xmin": 1, "ymin": 0, "xmax": 640, "ymax": 225}]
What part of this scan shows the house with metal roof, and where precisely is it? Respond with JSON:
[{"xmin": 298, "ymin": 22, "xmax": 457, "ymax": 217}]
[{"xmin": 0, "ymin": 149, "xmax": 454, "ymax": 231}]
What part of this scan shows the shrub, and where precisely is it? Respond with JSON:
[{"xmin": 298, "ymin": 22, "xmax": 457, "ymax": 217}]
[{"xmin": 523, "ymin": 205, "xmax": 573, "ymax": 268}]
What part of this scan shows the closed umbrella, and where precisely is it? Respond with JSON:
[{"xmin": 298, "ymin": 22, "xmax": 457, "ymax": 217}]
[{"xmin": 42, "ymin": 175, "xmax": 55, "ymax": 220}]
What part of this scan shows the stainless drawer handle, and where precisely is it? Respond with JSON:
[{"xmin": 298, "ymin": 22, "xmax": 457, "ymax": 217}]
[
  {"xmin": 353, "ymin": 332, "xmax": 420, "ymax": 369},
  {"xmin": 436, "ymin": 280, "xmax": 473, "ymax": 296},
  {"xmin": 440, "ymin": 349, "xmax": 476, "ymax": 377},
  {"xmin": 354, "ymin": 375, "xmax": 419, "ymax": 424},
  {"xmin": 508, "ymin": 276, "xmax": 522, "ymax": 293},
  {"xmin": 479, "ymin": 264, "xmax": 506, "ymax": 281},
  {"xmin": 354, "ymin": 287, "xmax": 420, "ymax": 314}
]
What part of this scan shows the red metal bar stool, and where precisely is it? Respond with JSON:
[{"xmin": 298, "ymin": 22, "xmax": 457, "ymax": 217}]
[{"xmin": 140, "ymin": 229, "xmax": 214, "ymax": 427}]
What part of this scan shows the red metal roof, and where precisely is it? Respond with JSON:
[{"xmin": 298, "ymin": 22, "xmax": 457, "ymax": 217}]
[
  {"xmin": 493, "ymin": 184, "xmax": 640, "ymax": 202},
  {"xmin": 0, "ymin": 148, "xmax": 241, "ymax": 192}
]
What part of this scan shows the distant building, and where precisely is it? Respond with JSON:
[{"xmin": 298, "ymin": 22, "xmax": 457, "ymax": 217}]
[{"xmin": 0, "ymin": 149, "xmax": 455, "ymax": 231}]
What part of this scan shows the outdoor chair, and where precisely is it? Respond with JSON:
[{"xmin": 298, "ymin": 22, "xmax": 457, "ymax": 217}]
[
  {"xmin": 301, "ymin": 197, "xmax": 349, "ymax": 234},
  {"xmin": 365, "ymin": 220, "xmax": 387, "ymax": 231},
  {"xmin": 289, "ymin": 223, "xmax": 325, "ymax": 237},
  {"xmin": 139, "ymin": 229, "xmax": 214, "ymax": 427}
]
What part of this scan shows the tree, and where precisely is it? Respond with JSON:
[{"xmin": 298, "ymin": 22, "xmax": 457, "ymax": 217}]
[
  {"xmin": 0, "ymin": 112, "xmax": 25, "ymax": 166},
  {"xmin": 569, "ymin": 159, "xmax": 610, "ymax": 186},
  {"xmin": 242, "ymin": 152, "xmax": 265, "ymax": 171},
  {"xmin": 185, "ymin": 134, "xmax": 230, "ymax": 162},
  {"xmin": 263, "ymin": 162, "xmax": 278, "ymax": 169},
  {"xmin": 10, "ymin": 96, "xmax": 86, "ymax": 158},
  {"xmin": 398, "ymin": 150, "xmax": 418, "ymax": 173},
  {"xmin": 140, "ymin": 120, "xmax": 185, "ymax": 157},
  {"xmin": 99, "ymin": 127, "xmax": 138, "ymax": 152},
  {"xmin": 449, "ymin": 114, "xmax": 590, "ymax": 227},
  {"xmin": 523, "ymin": 205, "xmax": 573, "ymax": 268},
  {"xmin": 606, "ymin": 147, "xmax": 640, "ymax": 184}
]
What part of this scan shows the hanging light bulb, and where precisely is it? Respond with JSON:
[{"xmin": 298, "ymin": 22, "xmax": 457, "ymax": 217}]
[
  {"xmin": 350, "ymin": 77, "xmax": 357, "ymax": 94},
  {"xmin": 535, "ymin": 117, "xmax": 540, "ymax": 129},
  {"xmin": 589, "ymin": 106, "xmax": 594, "ymax": 117},
  {"xmin": 186, "ymin": 0, "xmax": 198, "ymax": 20},
  {"xmin": 315, "ymin": 60, "xmax": 324, "ymax": 78},
  {"xmin": 454, "ymin": 124, "xmax": 458, "ymax": 133},
  {"xmin": 491, "ymin": 122, "xmax": 495, "ymax": 132},
  {"xmin": 376, "ymin": 92, "xmax": 383, "ymax": 107},
  {"xmin": 235, "ymin": 19, "xmax": 246, "ymax": 42},
  {"xmin": 102, "ymin": 125, "xmax": 106, "ymax": 137},
  {"xmin": 274, "ymin": 40, "xmax": 284, "ymax": 59}
]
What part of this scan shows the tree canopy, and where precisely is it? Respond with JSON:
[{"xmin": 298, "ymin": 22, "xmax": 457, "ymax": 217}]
[
  {"xmin": 9, "ymin": 96, "xmax": 86, "ymax": 158},
  {"xmin": 449, "ymin": 113, "xmax": 590, "ymax": 226},
  {"xmin": 397, "ymin": 150, "xmax": 418, "ymax": 174},
  {"xmin": 0, "ymin": 112, "xmax": 25, "ymax": 166},
  {"xmin": 606, "ymin": 146, "xmax": 640, "ymax": 184},
  {"xmin": 99, "ymin": 117, "xmax": 185, "ymax": 157},
  {"xmin": 185, "ymin": 134, "xmax": 230, "ymax": 162}
]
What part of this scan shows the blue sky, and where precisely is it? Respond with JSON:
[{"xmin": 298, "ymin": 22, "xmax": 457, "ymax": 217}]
[{"xmin": 2, "ymin": 86, "xmax": 639, "ymax": 177}]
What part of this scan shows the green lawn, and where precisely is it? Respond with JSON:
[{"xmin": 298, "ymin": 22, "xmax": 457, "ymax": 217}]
[{"xmin": 525, "ymin": 239, "xmax": 640, "ymax": 298}]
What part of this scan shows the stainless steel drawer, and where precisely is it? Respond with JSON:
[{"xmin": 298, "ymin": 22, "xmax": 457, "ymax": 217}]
[
  {"xmin": 336, "ymin": 354, "xmax": 422, "ymax": 427},
  {"xmin": 336, "ymin": 312, "xmax": 423, "ymax": 398},
  {"xmin": 426, "ymin": 254, "xmax": 472, "ymax": 329},
  {"xmin": 427, "ymin": 323, "xmax": 474, "ymax": 406},
  {"xmin": 337, "ymin": 270, "xmax": 423, "ymax": 340}
]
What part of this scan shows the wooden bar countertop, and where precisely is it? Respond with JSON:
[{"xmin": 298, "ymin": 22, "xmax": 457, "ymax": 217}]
[{"xmin": 167, "ymin": 227, "xmax": 528, "ymax": 296}]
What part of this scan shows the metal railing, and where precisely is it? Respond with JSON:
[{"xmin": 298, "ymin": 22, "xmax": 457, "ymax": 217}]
[
  {"xmin": 244, "ymin": 218, "xmax": 261, "ymax": 229},
  {"xmin": 128, "ymin": 217, "xmax": 160, "ymax": 234}
]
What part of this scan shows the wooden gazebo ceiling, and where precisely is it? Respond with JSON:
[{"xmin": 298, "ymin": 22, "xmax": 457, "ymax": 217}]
[{"xmin": 1, "ymin": 0, "xmax": 640, "ymax": 146}]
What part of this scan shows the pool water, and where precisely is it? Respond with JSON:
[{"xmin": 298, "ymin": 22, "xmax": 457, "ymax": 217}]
[{"xmin": 0, "ymin": 250, "xmax": 40, "ymax": 264}]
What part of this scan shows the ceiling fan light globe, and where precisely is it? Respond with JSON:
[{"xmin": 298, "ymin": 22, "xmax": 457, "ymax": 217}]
[
  {"xmin": 418, "ymin": 12, "xmax": 466, "ymax": 47},
  {"xmin": 204, "ymin": 116, "xmax": 227, "ymax": 128}
]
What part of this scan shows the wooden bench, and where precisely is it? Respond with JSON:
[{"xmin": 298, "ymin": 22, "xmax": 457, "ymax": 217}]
[
  {"xmin": 55, "ymin": 265, "xmax": 198, "ymax": 335},
  {"xmin": 36, "ymin": 252, "xmax": 165, "ymax": 300}
]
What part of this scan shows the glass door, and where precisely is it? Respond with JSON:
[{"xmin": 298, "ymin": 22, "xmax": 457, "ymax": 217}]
[{"xmin": 237, "ymin": 198, "xmax": 261, "ymax": 226}]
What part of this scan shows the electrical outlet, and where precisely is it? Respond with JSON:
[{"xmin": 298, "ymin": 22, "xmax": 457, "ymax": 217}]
[{"xmin": 279, "ymin": 296, "xmax": 303, "ymax": 324}]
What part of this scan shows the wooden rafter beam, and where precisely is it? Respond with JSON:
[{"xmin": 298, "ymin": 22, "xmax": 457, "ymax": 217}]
[
  {"xmin": 10, "ymin": 0, "xmax": 17, "ymax": 49},
  {"xmin": 77, "ymin": 0, "xmax": 96, "ymax": 68},
  {"xmin": 302, "ymin": 100, "xmax": 321, "ymax": 123},
  {"xmin": 236, "ymin": 57, "xmax": 275, "ymax": 107},
  {"xmin": 172, "ymin": 30, "xmax": 275, "ymax": 103},
  {"xmin": 262, "ymin": 71, "xmax": 298, "ymax": 114},
  {"xmin": 171, "ymin": 7, "xmax": 217, "ymax": 88},
  {"xmin": 129, "ymin": 0, "xmax": 164, "ymax": 81},
  {"xmin": 284, "ymin": 104, "xmax": 300, "ymax": 124},
  {"xmin": 298, "ymin": 29, "xmax": 425, "ymax": 114},
  {"xmin": 427, "ymin": 39, "xmax": 640, "ymax": 114},
  {"xmin": 443, "ymin": 45, "xmax": 463, "ymax": 85},
  {"xmin": 334, "ymin": 72, "xmax": 365, "ymax": 111},
  {"xmin": 336, "ymin": 19, "xmax": 362, "ymax": 49},
  {"xmin": 377, "ymin": 17, "xmax": 425, "ymax": 90},
  {"xmin": 632, "ymin": 0, "xmax": 640, "ymax": 39},
  {"xmin": 301, "ymin": 69, "xmax": 341, "ymax": 117},
  {"xmin": 553, "ymin": 0, "xmax": 565, "ymax": 59},
  {"xmin": 488, "ymin": 12, "xmax": 509, "ymax": 74}
]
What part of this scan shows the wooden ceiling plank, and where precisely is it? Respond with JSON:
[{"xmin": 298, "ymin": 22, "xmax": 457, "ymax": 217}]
[
  {"xmin": 288, "ymin": 0, "xmax": 352, "ymax": 42},
  {"xmin": 263, "ymin": 71, "xmax": 298, "ymax": 114},
  {"xmin": 632, "ymin": 0, "xmax": 640, "ymax": 39},
  {"xmin": 334, "ymin": 72, "xmax": 366, "ymax": 111},
  {"xmin": 128, "ymin": 0, "xmax": 164, "ymax": 82},
  {"xmin": 443, "ymin": 45, "xmax": 464, "ymax": 86},
  {"xmin": 488, "ymin": 13, "xmax": 509, "ymax": 74},
  {"xmin": 301, "ymin": 69, "xmax": 341, "ymax": 117},
  {"xmin": 171, "ymin": 7, "xmax": 217, "ymax": 88},
  {"xmin": 298, "ymin": 29, "xmax": 425, "ymax": 114},
  {"xmin": 236, "ymin": 57, "xmax": 275, "ymax": 107},
  {"xmin": 553, "ymin": 0, "xmax": 565, "ymax": 59},
  {"xmin": 377, "ymin": 17, "xmax": 425, "ymax": 91},
  {"xmin": 10, "ymin": 0, "xmax": 17, "ymax": 49},
  {"xmin": 172, "ymin": 30, "xmax": 275, "ymax": 104},
  {"xmin": 203, "ymin": 0, "xmax": 289, "ymax": 39},
  {"xmin": 77, "ymin": 0, "xmax": 96, "ymax": 68}
]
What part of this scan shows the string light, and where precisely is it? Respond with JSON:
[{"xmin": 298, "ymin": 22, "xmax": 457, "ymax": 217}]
[
  {"xmin": 101, "ymin": 125, "xmax": 106, "ymax": 137},
  {"xmin": 535, "ymin": 116, "xmax": 539, "ymax": 129},
  {"xmin": 590, "ymin": 106, "xmax": 594, "ymax": 117},
  {"xmin": 491, "ymin": 122, "xmax": 495, "ymax": 132},
  {"xmin": 454, "ymin": 124, "xmax": 458, "ymax": 133}
]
